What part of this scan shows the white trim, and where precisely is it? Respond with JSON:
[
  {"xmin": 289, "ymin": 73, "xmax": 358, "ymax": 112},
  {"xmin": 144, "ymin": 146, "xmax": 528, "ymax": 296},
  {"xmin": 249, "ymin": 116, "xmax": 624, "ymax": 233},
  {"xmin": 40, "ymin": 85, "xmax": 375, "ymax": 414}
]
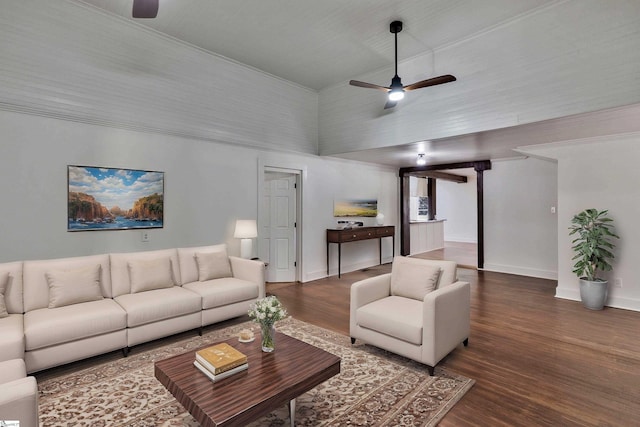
[
  {"xmin": 305, "ymin": 257, "xmax": 394, "ymax": 283},
  {"xmin": 555, "ymin": 288, "xmax": 640, "ymax": 312},
  {"xmin": 482, "ymin": 263, "xmax": 558, "ymax": 280},
  {"xmin": 259, "ymin": 158, "xmax": 306, "ymax": 283}
]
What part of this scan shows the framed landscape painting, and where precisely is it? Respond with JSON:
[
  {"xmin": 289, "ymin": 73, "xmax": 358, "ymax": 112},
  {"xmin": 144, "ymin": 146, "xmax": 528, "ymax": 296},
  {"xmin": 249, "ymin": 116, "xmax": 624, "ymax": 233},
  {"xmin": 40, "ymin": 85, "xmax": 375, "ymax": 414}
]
[
  {"xmin": 333, "ymin": 198, "xmax": 378, "ymax": 217},
  {"xmin": 68, "ymin": 165, "xmax": 164, "ymax": 231}
]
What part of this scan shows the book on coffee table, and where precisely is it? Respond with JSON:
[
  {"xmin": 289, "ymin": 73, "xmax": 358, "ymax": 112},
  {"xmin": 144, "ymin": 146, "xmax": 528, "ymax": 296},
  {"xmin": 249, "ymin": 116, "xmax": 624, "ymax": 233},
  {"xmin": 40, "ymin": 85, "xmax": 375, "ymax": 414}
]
[
  {"xmin": 195, "ymin": 342, "xmax": 248, "ymax": 375},
  {"xmin": 194, "ymin": 360, "xmax": 248, "ymax": 382}
]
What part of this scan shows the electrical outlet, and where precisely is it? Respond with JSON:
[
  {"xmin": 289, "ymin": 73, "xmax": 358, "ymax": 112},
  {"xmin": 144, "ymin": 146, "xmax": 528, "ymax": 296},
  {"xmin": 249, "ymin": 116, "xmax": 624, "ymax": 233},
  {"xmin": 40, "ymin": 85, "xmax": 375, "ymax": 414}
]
[
  {"xmin": 550, "ymin": 206, "xmax": 556, "ymax": 214},
  {"xmin": 141, "ymin": 231, "xmax": 150, "ymax": 242},
  {"xmin": 614, "ymin": 278, "xmax": 622, "ymax": 288}
]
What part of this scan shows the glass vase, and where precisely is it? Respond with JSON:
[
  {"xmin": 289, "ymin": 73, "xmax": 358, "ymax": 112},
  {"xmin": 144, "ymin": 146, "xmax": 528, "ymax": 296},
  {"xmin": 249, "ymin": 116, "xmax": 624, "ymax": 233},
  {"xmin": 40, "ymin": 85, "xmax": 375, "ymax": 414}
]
[{"xmin": 260, "ymin": 324, "xmax": 275, "ymax": 352}]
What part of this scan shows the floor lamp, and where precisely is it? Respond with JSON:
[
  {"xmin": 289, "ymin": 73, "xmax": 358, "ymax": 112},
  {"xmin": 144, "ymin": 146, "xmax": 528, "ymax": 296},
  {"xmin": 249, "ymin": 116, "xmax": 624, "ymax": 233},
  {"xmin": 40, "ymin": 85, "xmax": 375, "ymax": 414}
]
[{"xmin": 234, "ymin": 219, "xmax": 258, "ymax": 259}]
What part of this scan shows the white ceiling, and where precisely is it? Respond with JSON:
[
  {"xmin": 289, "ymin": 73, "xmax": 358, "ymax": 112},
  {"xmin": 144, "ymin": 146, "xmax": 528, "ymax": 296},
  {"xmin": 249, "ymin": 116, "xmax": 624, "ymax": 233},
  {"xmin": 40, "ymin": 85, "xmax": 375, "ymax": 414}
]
[
  {"xmin": 74, "ymin": 0, "xmax": 640, "ymax": 167},
  {"xmin": 78, "ymin": 0, "xmax": 554, "ymax": 91}
]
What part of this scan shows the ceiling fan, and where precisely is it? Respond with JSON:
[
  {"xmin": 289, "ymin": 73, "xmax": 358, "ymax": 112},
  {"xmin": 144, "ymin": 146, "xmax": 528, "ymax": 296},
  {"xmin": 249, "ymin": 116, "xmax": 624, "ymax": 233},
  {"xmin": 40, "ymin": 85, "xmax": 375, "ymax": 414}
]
[
  {"xmin": 132, "ymin": 0, "xmax": 159, "ymax": 18},
  {"xmin": 349, "ymin": 21, "xmax": 456, "ymax": 109}
]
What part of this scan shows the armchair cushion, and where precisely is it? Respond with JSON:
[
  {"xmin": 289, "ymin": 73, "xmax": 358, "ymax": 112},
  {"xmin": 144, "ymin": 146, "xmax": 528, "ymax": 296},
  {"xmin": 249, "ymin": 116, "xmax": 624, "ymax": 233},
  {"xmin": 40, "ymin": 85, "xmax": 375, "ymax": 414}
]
[
  {"xmin": 391, "ymin": 257, "xmax": 441, "ymax": 301},
  {"xmin": 356, "ymin": 296, "xmax": 423, "ymax": 345}
]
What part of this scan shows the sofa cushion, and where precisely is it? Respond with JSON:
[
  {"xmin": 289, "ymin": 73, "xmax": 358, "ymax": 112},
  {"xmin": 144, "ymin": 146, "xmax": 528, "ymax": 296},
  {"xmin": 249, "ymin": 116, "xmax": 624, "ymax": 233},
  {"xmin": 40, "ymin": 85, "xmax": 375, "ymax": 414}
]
[
  {"xmin": 24, "ymin": 299, "xmax": 127, "ymax": 351},
  {"xmin": 0, "ymin": 271, "xmax": 9, "ymax": 318},
  {"xmin": 0, "ymin": 262, "xmax": 24, "ymax": 315},
  {"xmin": 46, "ymin": 264, "xmax": 104, "ymax": 308},
  {"xmin": 195, "ymin": 251, "xmax": 232, "ymax": 281},
  {"xmin": 356, "ymin": 296, "xmax": 423, "ymax": 345},
  {"xmin": 391, "ymin": 257, "xmax": 441, "ymax": 301},
  {"xmin": 110, "ymin": 249, "xmax": 180, "ymax": 297},
  {"xmin": 177, "ymin": 244, "xmax": 228, "ymax": 285},
  {"xmin": 128, "ymin": 257, "xmax": 174, "ymax": 293},
  {"xmin": 114, "ymin": 287, "xmax": 201, "ymax": 328},
  {"xmin": 0, "ymin": 314, "xmax": 25, "ymax": 361},
  {"xmin": 183, "ymin": 278, "xmax": 258, "ymax": 309},
  {"xmin": 23, "ymin": 255, "xmax": 111, "ymax": 312}
]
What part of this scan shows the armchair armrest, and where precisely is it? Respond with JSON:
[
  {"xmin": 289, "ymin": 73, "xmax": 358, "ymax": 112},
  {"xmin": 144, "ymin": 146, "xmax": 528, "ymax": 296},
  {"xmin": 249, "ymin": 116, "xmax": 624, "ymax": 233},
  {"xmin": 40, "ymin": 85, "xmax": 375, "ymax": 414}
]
[
  {"xmin": 350, "ymin": 273, "xmax": 392, "ymax": 311},
  {"xmin": 0, "ymin": 376, "xmax": 39, "ymax": 427},
  {"xmin": 229, "ymin": 256, "xmax": 266, "ymax": 298},
  {"xmin": 350, "ymin": 273, "xmax": 392, "ymax": 338},
  {"xmin": 422, "ymin": 281, "xmax": 471, "ymax": 366}
]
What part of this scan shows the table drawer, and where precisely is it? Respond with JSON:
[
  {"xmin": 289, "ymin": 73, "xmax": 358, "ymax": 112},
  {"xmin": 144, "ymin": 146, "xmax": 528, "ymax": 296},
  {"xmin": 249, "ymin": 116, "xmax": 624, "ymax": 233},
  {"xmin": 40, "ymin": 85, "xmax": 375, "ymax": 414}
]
[
  {"xmin": 339, "ymin": 229, "xmax": 374, "ymax": 242},
  {"xmin": 376, "ymin": 226, "xmax": 395, "ymax": 237}
]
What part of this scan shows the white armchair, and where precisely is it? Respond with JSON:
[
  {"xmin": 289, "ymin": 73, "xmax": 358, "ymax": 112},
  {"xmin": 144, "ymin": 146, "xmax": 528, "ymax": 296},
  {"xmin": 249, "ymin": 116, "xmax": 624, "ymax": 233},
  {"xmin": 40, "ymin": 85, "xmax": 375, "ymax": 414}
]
[
  {"xmin": 350, "ymin": 256, "xmax": 470, "ymax": 375},
  {"xmin": 0, "ymin": 359, "xmax": 39, "ymax": 427}
]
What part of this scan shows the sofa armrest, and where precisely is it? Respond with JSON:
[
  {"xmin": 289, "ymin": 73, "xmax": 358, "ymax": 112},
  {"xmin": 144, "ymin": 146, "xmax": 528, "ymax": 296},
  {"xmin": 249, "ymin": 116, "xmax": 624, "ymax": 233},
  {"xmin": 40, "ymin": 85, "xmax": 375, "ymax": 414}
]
[
  {"xmin": 0, "ymin": 358, "xmax": 27, "ymax": 384},
  {"xmin": 229, "ymin": 256, "xmax": 266, "ymax": 298},
  {"xmin": 422, "ymin": 281, "xmax": 471, "ymax": 366},
  {"xmin": 0, "ymin": 376, "xmax": 39, "ymax": 427}
]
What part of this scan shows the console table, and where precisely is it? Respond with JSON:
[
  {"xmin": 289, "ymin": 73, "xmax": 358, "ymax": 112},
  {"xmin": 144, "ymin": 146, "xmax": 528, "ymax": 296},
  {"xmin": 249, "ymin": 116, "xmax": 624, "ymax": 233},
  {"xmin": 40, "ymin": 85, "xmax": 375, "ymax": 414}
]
[{"xmin": 326, "ymin": 226, "xmax": 395, "ymax": 278}]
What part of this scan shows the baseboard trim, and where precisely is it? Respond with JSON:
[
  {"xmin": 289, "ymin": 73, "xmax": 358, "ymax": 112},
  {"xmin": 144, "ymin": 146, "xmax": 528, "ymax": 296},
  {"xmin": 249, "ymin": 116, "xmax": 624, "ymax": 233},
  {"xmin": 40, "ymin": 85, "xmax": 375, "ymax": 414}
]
[
  {"xmin": 555, "ymin": 287, "xmax": 640, "ymax": 312},
  {"xmin": 482, "ymin": 263, "xmax": 558, "ymax": 280},
  {"xmin": 304, "ymin": 257, "xmax": 393, "ymax": 283}
]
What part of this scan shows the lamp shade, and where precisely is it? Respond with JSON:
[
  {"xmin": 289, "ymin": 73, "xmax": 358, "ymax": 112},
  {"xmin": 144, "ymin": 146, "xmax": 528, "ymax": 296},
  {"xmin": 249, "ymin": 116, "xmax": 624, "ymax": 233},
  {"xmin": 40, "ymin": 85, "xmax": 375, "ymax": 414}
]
[{"xmin": 234, "ymin": 220, "xmax": 257, "ymax": 238}]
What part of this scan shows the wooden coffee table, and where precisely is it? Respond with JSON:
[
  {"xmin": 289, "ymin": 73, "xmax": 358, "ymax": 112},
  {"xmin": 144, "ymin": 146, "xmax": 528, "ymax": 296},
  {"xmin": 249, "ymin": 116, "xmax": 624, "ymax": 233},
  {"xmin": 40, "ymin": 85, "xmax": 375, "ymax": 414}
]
[{"xmin": 154, "ymin": 331, "xmax": 340, "ymax": 427}]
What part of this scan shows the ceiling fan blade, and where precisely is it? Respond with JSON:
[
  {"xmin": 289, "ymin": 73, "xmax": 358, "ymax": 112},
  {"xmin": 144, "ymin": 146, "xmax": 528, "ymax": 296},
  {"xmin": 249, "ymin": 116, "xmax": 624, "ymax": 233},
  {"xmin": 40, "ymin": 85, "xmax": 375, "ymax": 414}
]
[
  {"xmin": 132, "ymin": 0, "xmax": 159, "ymax": 18},
  {"xmin": 404, "ymin": 74, "xmax": 457, "ymax": 91},
  {"xmin": 383, "ymin": 100, "xmax": 398, "ymax": 109},
  {"xmin": 349, "ymin": 80, "xmax": 390, "ymax": 93}
]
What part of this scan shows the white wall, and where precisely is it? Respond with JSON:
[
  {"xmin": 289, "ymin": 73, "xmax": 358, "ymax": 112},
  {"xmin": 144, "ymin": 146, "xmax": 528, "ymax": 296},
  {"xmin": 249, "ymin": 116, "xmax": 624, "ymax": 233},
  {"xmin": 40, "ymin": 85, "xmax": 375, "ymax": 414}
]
[
  {"xmin": 484, "ymin": 158, "xmax": 558, "ymax": 280},
  {"xmin": 0, "ymin": 110, "xmax": 398, "ymax": 283},
  {"xmin": 437, "ymin": 174, "xmax": 477, "ymax": 243},
  {"xmin": 519, "ymin": 133, "xmax": 640, "ymax": 311}
]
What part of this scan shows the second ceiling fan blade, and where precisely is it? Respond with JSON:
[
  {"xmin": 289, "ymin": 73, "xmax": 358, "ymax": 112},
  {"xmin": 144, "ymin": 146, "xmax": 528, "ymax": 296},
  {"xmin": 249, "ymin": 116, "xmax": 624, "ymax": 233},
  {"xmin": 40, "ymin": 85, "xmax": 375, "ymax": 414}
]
[
  {"xmin": 349, "ymin": 80, "xmax": 390, "ymax": 92},
  {"xmin": 132, "ymin": 0, "xmax": 159, "ymax": 18},
  {"xmin": 404, "ymin": 74, "xmax": 456, "ymax": 91}
]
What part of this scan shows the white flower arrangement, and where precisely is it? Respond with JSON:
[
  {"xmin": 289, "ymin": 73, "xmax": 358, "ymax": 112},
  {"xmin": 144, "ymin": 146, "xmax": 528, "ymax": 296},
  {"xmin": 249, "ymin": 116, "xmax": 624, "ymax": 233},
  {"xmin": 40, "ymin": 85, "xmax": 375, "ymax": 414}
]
[{"xmin": 248, "ymin": 295, "xmax": 287, "ymax": 327}]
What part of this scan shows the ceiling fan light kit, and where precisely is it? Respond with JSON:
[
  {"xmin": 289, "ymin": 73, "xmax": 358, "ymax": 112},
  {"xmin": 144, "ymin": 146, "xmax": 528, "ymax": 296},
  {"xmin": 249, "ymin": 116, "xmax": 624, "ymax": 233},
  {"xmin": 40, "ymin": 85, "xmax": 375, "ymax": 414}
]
[{"xmin": 349, "ymin": 20, "xmax": 456, "ymax": 109}]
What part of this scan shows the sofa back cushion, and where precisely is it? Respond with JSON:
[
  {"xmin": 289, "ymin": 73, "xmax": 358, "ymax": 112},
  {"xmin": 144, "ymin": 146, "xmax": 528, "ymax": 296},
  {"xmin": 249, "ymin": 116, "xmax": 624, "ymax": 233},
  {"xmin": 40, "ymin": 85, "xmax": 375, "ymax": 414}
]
[
  {"xmin": 46, "ymin": 264, "xmax": 104, "ymax": 308},
  {"xmin": 195, "ymin": 251, "xmax": 232, "ymax": 281},
  {"xmin": 177, "ymin": 244, "xmax": 228, "ymax": 285},
  {"xmin": 390, "ymin": 256, "xmax": 441, "ymax": 301},
  {"xmin": 0, "ymin": 262, "xmax": 23, "ymax": 315},
  {"xmin": 128, "ymin": 257, "xmax": 175, "ymax": 293},
  {"xmin": 110, "ymin": 249, "xmax": 180, "ymax": 297},
  {"xmin": 23, "ymin": 254, "xmax": 111, "ymax": 313}
]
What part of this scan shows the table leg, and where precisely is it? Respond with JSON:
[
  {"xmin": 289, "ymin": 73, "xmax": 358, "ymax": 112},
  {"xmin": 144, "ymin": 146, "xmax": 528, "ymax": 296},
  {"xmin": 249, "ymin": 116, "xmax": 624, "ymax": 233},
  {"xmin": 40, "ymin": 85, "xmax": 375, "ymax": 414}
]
[
  {"xmin": 338, "ymin": 243, "xmax": 341, "ymax": 278},
  {"xmin": 379, "ymin": 237, "xmax": 382, "ymax": 265},
  {"xmin": 289, "ymin": 398, "xmax": 296, "ymax": 426}
]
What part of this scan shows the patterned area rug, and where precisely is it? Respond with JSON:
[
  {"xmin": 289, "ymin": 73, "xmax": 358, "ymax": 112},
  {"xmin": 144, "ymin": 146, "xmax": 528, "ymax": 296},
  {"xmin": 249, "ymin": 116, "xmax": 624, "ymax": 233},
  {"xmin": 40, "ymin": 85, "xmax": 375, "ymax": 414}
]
[{"xmin": 37, "ymin": 318, "xmax": 474, "ymax": 426}]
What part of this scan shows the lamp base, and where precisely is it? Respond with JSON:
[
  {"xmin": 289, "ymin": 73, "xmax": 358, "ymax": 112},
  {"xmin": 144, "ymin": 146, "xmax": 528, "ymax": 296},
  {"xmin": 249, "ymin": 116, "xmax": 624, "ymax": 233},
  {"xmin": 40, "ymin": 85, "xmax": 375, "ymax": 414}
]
[{"xmin": 240, "ymin": 238, "xmax": 253, "ymax": 259}]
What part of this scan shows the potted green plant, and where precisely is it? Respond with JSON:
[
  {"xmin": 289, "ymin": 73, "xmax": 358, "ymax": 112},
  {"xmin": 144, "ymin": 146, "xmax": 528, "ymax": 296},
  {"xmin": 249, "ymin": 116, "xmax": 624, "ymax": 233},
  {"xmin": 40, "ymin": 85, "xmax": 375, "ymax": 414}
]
[{"xmin": 569, "ymin": 208, "xmax": 619, "ymax": 310}]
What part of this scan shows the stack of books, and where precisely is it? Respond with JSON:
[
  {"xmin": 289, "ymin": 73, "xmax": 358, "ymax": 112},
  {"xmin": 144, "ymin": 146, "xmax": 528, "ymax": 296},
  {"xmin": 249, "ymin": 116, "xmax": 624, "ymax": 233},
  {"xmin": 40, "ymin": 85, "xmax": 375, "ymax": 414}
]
[{"xmin": 194, "ymin": 342, "xmax": 248, "ymax": 382}]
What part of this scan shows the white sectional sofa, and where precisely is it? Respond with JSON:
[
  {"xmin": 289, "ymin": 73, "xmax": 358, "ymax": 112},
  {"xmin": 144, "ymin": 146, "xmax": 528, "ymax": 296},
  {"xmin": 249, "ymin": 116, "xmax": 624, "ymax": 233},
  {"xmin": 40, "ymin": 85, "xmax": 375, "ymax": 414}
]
[{"xmin": 0, "ymin": 244, "xmax": 264, "ymax": 374}]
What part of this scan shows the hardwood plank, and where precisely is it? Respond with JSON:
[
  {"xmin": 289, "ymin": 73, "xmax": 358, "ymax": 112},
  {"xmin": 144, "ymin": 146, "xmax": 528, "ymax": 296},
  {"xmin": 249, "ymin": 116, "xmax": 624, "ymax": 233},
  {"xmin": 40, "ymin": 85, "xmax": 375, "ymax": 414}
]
[{"xmin": 268, "ymin": 265, "xmax": 640, "ymax": 426}]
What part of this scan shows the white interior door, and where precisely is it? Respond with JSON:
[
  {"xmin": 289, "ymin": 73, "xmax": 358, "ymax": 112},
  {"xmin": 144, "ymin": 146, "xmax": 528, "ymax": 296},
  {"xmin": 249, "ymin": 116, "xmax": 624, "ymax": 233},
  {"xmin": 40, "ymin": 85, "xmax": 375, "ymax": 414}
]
[{"xmin": 261, "ymin": 173, "xmax": 297, "ymax": 282}]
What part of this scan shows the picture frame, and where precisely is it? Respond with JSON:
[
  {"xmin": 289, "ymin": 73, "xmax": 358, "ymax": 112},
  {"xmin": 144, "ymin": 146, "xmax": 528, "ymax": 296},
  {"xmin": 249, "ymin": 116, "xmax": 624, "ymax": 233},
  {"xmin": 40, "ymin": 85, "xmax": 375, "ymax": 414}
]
[
  {"xmin": 333, "ymin": 198, "xmax": 378, "ymax": 217},
  {"xmin": 67, "ymin": 165, "xmax": 164, "ymax": 231}
]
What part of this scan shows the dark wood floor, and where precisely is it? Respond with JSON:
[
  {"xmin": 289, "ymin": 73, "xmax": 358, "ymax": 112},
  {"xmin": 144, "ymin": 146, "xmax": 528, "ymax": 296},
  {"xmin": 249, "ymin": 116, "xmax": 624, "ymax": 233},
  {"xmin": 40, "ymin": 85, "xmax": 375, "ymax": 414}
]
[{"xmin": 268, "ymin": 264, "xmax": 640, "ymax": 426}]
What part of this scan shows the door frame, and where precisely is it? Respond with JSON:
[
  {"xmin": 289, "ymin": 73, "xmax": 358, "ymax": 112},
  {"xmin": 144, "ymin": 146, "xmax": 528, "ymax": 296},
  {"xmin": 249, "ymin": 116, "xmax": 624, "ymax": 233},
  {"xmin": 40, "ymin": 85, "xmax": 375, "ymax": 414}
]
[{"xmin": 258, "ymin": 162, "xmax": 304, "ymax": 283}]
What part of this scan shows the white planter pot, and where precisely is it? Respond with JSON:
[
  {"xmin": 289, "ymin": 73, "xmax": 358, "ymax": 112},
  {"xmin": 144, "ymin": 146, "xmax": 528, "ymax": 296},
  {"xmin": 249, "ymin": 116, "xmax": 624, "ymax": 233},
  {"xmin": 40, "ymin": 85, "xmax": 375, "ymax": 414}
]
[{"xmin": 579, "ymin": 279, "xmax": 608, "ymax": 310}]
